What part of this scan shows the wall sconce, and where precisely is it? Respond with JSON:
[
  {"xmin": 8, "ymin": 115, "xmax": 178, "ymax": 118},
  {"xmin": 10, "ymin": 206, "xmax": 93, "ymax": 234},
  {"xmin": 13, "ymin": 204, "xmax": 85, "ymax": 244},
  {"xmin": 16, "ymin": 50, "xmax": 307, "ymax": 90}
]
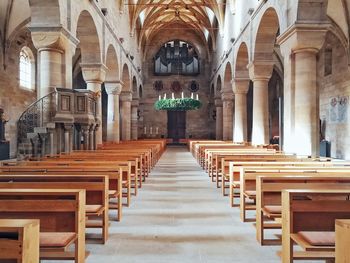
[
  {"xmin": 119, "ymin": 37, "xmax": 124, "ymax": 43},
  {"xmin": 230, "ymin": 38, "xmax": 235, "ymax": 43},
  {"xmin": 248, "ymin": 8, "xmax": 254, "ymax": 15},
  {"xmin": 130, "ymin": 55, "xmax": 134, "ymax": 60},
  {"xmin": 101, "ymin": 8, "xmax": 108, "ymax": 16},
  {"xmin": 137, "ymin": 67, "xmax": 141, "ymax": 72}
]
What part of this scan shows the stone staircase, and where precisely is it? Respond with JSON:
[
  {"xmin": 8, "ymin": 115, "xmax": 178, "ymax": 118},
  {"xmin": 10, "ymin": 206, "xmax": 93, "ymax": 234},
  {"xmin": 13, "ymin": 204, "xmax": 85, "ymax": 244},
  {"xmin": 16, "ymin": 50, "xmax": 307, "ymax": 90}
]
[{"xmin": 17, "ymin": 88, "xmax": 99, "ymax": 160}]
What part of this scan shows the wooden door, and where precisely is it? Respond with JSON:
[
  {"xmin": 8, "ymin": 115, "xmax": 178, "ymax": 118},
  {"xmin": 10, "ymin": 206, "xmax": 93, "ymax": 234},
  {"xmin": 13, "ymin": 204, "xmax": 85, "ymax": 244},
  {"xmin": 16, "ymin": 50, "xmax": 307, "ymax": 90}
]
[{"xmin": 167, "ymin": 111, "xmax": 186, "ymax": 143}]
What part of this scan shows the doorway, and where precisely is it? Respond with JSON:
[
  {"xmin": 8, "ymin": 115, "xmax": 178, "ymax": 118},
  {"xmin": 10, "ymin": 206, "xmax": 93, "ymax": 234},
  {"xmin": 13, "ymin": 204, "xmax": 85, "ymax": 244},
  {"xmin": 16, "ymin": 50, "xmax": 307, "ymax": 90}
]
[{"xmin": 167, "ymin": 111, "xmax": 186, "ymax": 143}]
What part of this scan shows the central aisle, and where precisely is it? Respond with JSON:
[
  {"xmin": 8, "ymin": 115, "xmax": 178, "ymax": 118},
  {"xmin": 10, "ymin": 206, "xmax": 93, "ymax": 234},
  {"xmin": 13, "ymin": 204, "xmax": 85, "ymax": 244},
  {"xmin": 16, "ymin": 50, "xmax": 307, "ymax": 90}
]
[{"xmin": 87, "ymin": 146, "xmax": 280, "ymax": 262}]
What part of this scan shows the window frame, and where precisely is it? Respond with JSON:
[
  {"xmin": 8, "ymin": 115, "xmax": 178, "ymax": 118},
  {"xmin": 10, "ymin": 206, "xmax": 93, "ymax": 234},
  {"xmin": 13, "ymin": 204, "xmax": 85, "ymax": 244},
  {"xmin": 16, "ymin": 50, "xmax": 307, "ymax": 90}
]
[{"xmin": 19, "ymin": 46, "xmax": 36, "ymax": 91}]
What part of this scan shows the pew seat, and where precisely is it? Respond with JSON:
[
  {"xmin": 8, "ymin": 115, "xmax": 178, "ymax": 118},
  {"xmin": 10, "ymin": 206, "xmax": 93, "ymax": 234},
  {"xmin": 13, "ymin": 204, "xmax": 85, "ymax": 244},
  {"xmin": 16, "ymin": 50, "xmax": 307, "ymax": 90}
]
[
  {"xmin": 295, "ymin": 231, "xmax": 335, "ymax": 248},
  {"xmin": 85, "ymin": 205, "xmax": 104, "ymax": 216},
  {"xmin": 40, "ymin": 232, "xmax": 77, "ymax": 248},
  {"xmin": 262, "ymin": 205, "xmax": 281, "ymax": 218},
  {"xmin": 244, "ymin": 190, "xmax": 256, "ymax": 199}
]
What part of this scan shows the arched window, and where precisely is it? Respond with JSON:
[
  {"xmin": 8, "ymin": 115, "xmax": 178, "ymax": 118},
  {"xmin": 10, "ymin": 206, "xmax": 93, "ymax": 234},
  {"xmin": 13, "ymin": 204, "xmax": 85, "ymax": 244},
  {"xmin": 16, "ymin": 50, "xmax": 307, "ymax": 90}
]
[{"xmin": 19, "ymin": 47, "xmax": 35, "ymax": 90}]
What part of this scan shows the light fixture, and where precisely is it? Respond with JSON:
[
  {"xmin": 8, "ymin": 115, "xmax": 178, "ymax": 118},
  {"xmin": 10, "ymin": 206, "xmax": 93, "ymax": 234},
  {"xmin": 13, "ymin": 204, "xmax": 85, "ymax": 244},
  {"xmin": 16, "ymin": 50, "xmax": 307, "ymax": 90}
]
[{"xmin": 101, "ymin": 8, "xmax": 108, "ymax": 16}]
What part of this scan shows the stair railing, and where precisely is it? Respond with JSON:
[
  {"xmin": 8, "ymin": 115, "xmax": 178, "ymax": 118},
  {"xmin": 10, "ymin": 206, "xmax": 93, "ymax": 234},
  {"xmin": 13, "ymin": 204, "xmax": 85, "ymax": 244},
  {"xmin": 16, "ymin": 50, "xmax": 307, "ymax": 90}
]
[{"xmin": 17, "ymin": 88, "xmax": 58, "ymax": 145}]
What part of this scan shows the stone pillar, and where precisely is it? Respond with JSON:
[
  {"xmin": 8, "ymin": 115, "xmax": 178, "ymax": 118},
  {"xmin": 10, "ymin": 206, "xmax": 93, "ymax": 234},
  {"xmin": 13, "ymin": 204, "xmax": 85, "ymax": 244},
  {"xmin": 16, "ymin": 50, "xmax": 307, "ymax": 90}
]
[
  {"xmin": 80, "ymin": 63, "xmax": 107, "ymax": 147},
  {"xmin": 120, "ymin": 91, "xmax": 132, "ymax": 141},
  {"xmin": 232, "ymin": 79, "xmax": 250, "ymax": 143},
  {"xmin": 38, "ymin": 48, "xmax": 63, "ymax": 97},
  {"xmin": 81, "ymin": 126, "xmax": 90, "ymax": 150},
  {"xmin": 31, "ymin": 30, "xmax": 78, "ymax": 98},
  {"xmin": 89, "ymin": 125, "xmax": 95, "ymax": 150},
  {"xmin": 248, "ymin": 61, "xmax": 273, "ymax": 145},
  {"xmin": 105, "ymin": 81, "xmax": 123, "ymax": 142},
  {"xmin": 221, "ymin": 92, "xmax": 234, "ymax": 141},
  {"xmin": 63, "ymin": 124, "xmax": 73, "ymax": 153},
  {"xmin": 49, "ymin": 129, "xmax": 55, "ymax": 156},
  {"xmin": 131, "ymin": 99, "xmax": 139, "ymax": 140},
  {"xmin": 278, "ymin": 24, "xmax": 328, "ymax": 156},
  {"xmin": 215, "ymin": 98, "xmax": 223, "ymax": 140}
]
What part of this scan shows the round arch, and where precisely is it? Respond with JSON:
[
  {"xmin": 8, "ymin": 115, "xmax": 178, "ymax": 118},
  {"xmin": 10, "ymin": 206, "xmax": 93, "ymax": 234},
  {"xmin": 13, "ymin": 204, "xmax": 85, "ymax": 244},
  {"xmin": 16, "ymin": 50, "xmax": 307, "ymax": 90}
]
[
  {"xmin": 75, "ymin": 10, "xmax": 102, "ymax": 64},
  {"xmin": 216, "ymin": 75, "xmax": 222, "ymax": 96},
  {"xmin": 105, "ymin": 44, "xmax": 119, "ymax": 82},
  {"xmin": 223, "ymin": 62, "xmax": 233, "ymax": 92},
  {"xmin": 121, "ymin": 64, "xmax": 131, "ymax": 92},
  {"xmin": 253, "ymin": 7, "xmax": 280, "ymax": 62},
  {"xmin": 234, "ymin": 42, "xmax": 249, "ymax": 79}
]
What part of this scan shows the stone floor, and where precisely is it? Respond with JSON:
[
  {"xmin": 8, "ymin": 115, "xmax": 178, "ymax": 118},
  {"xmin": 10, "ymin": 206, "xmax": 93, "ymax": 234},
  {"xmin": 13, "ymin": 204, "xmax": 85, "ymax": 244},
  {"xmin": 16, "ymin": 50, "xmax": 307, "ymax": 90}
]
[{"xmin": 48, "ymin": 146, "xmax": 321, "ymax": 263}]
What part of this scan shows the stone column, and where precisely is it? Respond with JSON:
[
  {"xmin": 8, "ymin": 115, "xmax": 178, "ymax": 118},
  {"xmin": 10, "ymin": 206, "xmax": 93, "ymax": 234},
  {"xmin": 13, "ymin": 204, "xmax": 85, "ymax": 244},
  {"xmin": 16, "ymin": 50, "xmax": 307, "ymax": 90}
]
[
  {"xmin": 232, "ymin": 79, "xmax": 250, "ymax": 143},
  {"xmin": 89, "ymin": 125, "xmax": 95, "ymax": 150},
  {"xmin": 248, "ymin": 61, "xmax": 273, "ymax": 145},
  {"xmin": 120, "ymin": 91, "xmax": 132, "ymax": 141},
  {"xmin": 131, "ymin": 99, "xmax": 139, "ymax": 140},
  {"xmin": 215, "ymin": 98, "xmax": 223, "ymax": 140},
  {"xmin": 31, "ymin": 30, "xmax": 78, "ymax": 98},
  {"xmin": 81, "ymin": 125, "xmax": 90, "ymax": 150},
  {"xmin": 48, "ymin": 129, "xmax": 55, "ymax": 156},
  {"xmin": 105, "ymin": 81, "xmax": 123, "ymax": 142},
  {"xmin": 63, "ymin": 124, "xmax": 73, "ymax": 153},
  {"xmin": 221, "ymin": 92, "xmax": 234, "ymax": 141},
  {"xmin": 80, "ymin": 63, "xmax": 107, "ymax": 147},
  {"xmin": 278, "ymin": 24, "xmax": 328, "ymax": 156}
]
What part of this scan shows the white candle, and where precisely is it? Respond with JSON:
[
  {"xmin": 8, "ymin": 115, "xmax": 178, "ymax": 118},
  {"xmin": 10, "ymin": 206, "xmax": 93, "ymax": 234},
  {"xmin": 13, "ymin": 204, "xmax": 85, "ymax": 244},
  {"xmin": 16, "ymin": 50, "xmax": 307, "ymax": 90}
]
[
  {"xmin": 144, "ymin": 126, "xmax": 147, "ymax": 134},
  {"xmin": 150, "ymin": 127, "xmax": 153, "ymax": 134},
  {"xmin": 164, "ymin": 93, "xmax": 167, "ymax": 99},
  {"xmin": 156, "ymin": 127, "xmax": 159, "ymax": 134},
  {"xmin": 159, "ymin": 95, "xmax": 161, "ymax": 100},
  {"xmin": 181, "ymin": 92, "xmax": 184, "ymax": 99},
  {"xmin": 196, "ymin": 94, "xmax": 199, "ymax": 100},
  {"xmin": 172, "ymin": 93, "xmax": 175, "ymax": 99},
  {"xmin": 191, "ymin": 93, "xmax": 194, "ymax": 99}
]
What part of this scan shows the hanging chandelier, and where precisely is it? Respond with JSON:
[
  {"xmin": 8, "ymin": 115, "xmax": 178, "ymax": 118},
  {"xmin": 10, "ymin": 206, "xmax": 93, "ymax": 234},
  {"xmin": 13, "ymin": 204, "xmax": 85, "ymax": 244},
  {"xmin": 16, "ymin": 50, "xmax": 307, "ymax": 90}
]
[{"xmin": 154, "ymin": 92, "xmax": 202, "ymax": 111}]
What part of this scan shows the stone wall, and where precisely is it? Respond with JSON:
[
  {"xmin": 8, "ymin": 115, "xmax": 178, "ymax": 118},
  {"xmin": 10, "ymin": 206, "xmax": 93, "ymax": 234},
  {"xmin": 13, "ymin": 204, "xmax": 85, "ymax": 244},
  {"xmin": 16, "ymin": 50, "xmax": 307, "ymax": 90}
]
[
  {"xmin": 319, "ymin": 31, "xmax": 350, "ymax": 159},
  {"xmin": 0, "ymin": 31, "xmax": 37, "ymax": 157},
  {"xmin": 139, "ymin": 58, "xmax": 215, "ymax": 140}
]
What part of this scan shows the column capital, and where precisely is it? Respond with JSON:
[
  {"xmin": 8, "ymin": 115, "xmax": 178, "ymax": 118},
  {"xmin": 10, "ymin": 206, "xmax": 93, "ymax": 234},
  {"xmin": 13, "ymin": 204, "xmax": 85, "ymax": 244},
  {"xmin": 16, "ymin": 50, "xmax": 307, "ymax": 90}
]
[
  {"xmin": 277, "ymin": 23, "xmax": 330, "ymax": 57},
  {"xmin": 232, "ymin": 78, "xmax": 250, "ymax": 94},
  {"xmin": 131, "ymin": 99, "xmax": 139, "ymax": 107},
  {"xmin": 30, "ymin": 27, "xmax": 79, "ymax": 52},
  {"xmin": 248, "ymin": 61, "xmax": 274, "ymax": 81},
  {"xmin": 105, "ymin": 81, "xmax": 123, "ymax": 95},
  {"xmin": 80, "ymin": 63, "xmax": 107, "ymax": 84},
  {"xmin": 120, "ymin": 91, "xmax": 133, "ymax": 102},
  {"xmin": 221, "ymin": 91, "xmax": 234, "ymax": 102},
  {"xmin": 63, "ymin": 123, "xmax": 74, "ymax": 131},
  {"xmin": 214, "ymin": 98, "xmax": 223, "ymax": 107}
]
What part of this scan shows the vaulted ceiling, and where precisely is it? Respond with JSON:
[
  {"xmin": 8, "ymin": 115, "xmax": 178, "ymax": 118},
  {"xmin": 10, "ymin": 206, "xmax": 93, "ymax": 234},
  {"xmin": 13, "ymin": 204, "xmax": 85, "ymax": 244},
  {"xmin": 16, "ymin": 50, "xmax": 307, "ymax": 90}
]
[{"xmin": 128, "ymin": 0, "xmax": 225, "ymax": 54}]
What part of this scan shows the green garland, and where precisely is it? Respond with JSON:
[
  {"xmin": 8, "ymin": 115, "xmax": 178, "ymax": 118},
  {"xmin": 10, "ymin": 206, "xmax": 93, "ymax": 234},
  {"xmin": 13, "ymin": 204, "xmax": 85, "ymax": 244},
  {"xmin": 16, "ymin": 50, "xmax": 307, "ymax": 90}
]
[{"xmin": 154, "ymin": 98, "xmax": 202, "ymax": 111}]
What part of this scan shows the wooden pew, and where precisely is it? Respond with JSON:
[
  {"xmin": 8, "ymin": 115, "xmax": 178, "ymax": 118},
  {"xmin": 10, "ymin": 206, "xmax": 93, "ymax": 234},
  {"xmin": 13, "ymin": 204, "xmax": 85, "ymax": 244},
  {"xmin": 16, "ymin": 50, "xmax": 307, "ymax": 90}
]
[
  {"xmin": 335, "ymin": 219, "xmax": 350, "ymax": 263},
  {"xmin": 228, "ymin": 161, "xmax": 349, "ymax": 207},
  {"xmin": 255, "ymin": 174, "xmax": 350, "ymax": 245},
  {"xmin": 206, "ymin": 148, "xmax": 276, "ymax": 176},
  {"xmin": 217, "ymin": 155, "xmax": 301, "ymax": 194},
  {"xmin": 239, "ymin": 167, "xmax": 350, "ymax": 222},
  {"xmin": 0, "ymin": 189, "xmax": 86, "ymax": 263},
  {"xmin": 0, "ymin": 174, "xmax": 109, "ymax": 243},
  {"xmin": 0, "ymin": 219, "xmax": 39, "ymax": 263},
  {"xmin": 51, "ymin": 153, "xmax": 146, "ymax": 183},
  {"xmin": 0, "ymin": 165, "xmax": 125, "ymax": 219},
  {"xmin": 281, "ymin": 189, "xmax": 350, "ymax": 262},
  {"xmin": 215, "ymin": 153, "xmax": 295, "ymax": 189}
]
